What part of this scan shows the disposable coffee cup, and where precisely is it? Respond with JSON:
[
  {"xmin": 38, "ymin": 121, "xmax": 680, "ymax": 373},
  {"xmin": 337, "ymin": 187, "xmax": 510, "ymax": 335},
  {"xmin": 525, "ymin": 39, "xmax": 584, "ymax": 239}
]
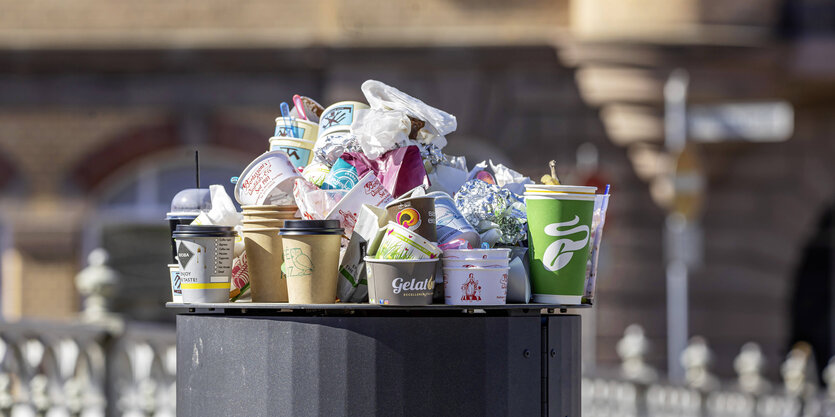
[
  {"xmin": 525, "ymin": 190, "xmax": 596, "ymax": 304},
  {"xmin": 318, "ymin": 101, "xmax": 370, "ymax": 137},
  {"xmin": 524, "ymin": 185, "xmax": 597, "ymax": 195},
  {"xmin": 365, "ymin": 257, "xmax": 437, "ymax": 306},
  {"xmin": 242, "ymin": 226, "xmax": 289, "ymax": 302},
  {"xmin": 443, "ymin": 267, "xmax": 509, "ymax": 306},
  {"xmin": 386, "ymin": 196, "xmax": 437, "ymax": 242},
  {"xmin": 173, "ymin": 225, "xmax": 236, "ymax": 303},
  {"xmin": 167, "ymin": 264, "xmax": 183, "ymax": 303},
  {"xmin": 426, "ymin": 192, "xmax": 480, "ymax": 248},
  {"xmin": 243, "ymin": 211, "xmax": 298, "ymax": 221},
  {"xmin": 242, "ymin": 205, "xmax": 298, "ymax": 212},
  {"xmin": 279, "ymin": 220, "xmax": 344, "ymax": 304},
  {"xmin": 242, "ymin": 219, "xmax": 285, "ymax": 229},
  {"xmin": 376, "ymin": 222, "xmax": 442, "ymax": 260},
  {"xmin": 273, "ymin": 118, "xmax": 319, "ymax": 141},
  {"xmin": 269, "ymin": 136, "xmax": 316, "ymax": 169},
  {"xmin": 165, "ymin": 188, "xmax": 211, "ymax": 262}
]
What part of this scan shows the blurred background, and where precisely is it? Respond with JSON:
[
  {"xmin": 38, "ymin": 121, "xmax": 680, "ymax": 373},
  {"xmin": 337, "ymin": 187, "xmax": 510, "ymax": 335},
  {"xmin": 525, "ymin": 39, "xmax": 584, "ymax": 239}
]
[{"xmin": 0, "ymin": 0, "xmax": 834, "ymax": 415}]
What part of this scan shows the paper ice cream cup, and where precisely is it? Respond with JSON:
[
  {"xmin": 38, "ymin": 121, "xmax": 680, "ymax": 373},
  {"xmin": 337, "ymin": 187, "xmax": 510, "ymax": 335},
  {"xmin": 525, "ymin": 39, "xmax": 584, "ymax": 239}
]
[
  {"xmin": 234, "ymin": 151, "xmax": 302, "ymax": 206},
  {"xmin": 318, "ymin": 101, "xmax": 370, "ymax": 137},
  {"xmin": 443, "ymin": 267, "xmax": 509, "ymax": 306},
  {"xmin": 376, "ymin": 222, "xmax": 442, "ymax": 260},
  {"xmin": 167, "ymin": 264, "xmax": 183, "ymax": 303},
  {"xmin": 273, "ymin": 118, "xmax": 319, "ymax": 141},
  {"xmin": 525, "ymin": 193, "xmax": 595, "ymax": 305},
  {"xmin": 442, "ymin": 248, "xmax": 511, "ymax": 260},
  {"xmin": 386, "ymin": 196, "xmax": 437, "ymax": 242},
  {"xmin": 326, "ymin": 172, "xmax": 394, "ymax": 238},
  {"xmin": 269, "ymin": 136, "xmax": 315, "ymax": 169},
  {"xmin": 442, "ymin": 258, "xmax": 509, "ymax": 269},
  {"xmin": 365, "ymin": 257, "xmax": 437, "ymax": 306}
]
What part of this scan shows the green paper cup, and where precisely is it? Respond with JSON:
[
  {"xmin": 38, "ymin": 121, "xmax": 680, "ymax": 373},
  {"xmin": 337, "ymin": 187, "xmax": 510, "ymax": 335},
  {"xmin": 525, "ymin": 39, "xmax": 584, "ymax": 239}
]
[{"xmin": 525, "ymin": 191, "xmax": 595, "ymax": 304}]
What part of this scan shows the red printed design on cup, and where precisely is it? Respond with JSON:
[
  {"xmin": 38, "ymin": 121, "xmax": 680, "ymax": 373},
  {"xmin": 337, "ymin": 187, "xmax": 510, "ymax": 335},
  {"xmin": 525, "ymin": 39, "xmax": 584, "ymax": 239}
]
[{"xmin": 461, "ymin": 273, "xmax": 482, "ymax": 301}]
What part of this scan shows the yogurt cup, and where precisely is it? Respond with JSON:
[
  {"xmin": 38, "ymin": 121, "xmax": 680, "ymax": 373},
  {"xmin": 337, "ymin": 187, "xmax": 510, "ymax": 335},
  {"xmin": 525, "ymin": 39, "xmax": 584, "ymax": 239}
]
[
  {"xmin": 443, "ymin": 267, "xmax": 509, "ymax": 306},
  {"xmin": 269, "ymin": 136, "xmax": 316, "ymax": 169},
  {"xmin": 318, "ymin": 101, "xmax": 370, "ymax": 137},
  {"xmin": 173, "ymin": 225, "xmax": 236, "ymax": 303},
  {"xmin": 273, "ymin": 118, "xmax": 319, "ymax": 141},
  {"xmin": 234, "ymin": 151, "xmax": 301, "ymax": 206}
]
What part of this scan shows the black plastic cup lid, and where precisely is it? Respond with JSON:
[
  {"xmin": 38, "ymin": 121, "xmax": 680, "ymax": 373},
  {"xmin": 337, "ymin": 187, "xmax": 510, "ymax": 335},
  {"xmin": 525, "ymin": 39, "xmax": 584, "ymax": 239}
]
[
  {"xmin": 279, "ymin": 219, "xmax": 343, "ymax": 236},
  {"xmin": 173, "ymin": 225, "xmax": 236, "ymax": 238}
]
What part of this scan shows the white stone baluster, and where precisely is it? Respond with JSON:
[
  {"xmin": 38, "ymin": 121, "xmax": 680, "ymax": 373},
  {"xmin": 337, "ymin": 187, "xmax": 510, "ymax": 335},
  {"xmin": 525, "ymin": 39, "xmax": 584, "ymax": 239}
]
[
  {"xmin": 617, "ymin": 324, "xmax": 658, "ymax": 384},
  {"xmin": 781, "ymin": 342, "xmax": 818, "ymax": 399},
  {"xmin": 681, "ymin": 336, "xmax": 719, "ymax": 392},
  {"xmin": 734, "ymin": 342, "xmax": 770, "ymax": 396},
  {"xmin": 153, "ymin": 345, "xmax": 176, "ymax": 417}
]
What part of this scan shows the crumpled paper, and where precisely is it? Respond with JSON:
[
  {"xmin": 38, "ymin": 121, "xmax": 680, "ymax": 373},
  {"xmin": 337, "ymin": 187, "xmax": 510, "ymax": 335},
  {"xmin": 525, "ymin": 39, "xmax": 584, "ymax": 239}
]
[
  {"xmin": 468, "ymin": 160, "xmax": 533, "ymax": 195},
  {"xmin": 351, "ymin": 80, "xmax": 457, "ymax": 159},
  {"xmin": 453, "ymin": 180, "xmax": 527, "ymax": 245}
]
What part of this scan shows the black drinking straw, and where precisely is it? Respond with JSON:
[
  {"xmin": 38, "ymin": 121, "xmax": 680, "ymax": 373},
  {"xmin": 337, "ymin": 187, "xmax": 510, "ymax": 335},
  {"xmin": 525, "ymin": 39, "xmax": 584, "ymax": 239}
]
[{"xmin": 195, "ymin": 150, "xmax": 200, "ymax": 188}]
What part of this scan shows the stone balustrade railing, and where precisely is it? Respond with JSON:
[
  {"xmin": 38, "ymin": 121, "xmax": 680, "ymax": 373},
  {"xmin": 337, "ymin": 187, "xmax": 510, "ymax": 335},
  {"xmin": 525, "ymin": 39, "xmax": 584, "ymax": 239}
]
[
  {"xmin": 0, "ymin": 319, "xmax": 175, "ymax": 417},
  {"xmin": 584, "ymin": 324, "xmax": 835, "ymax": 417}
]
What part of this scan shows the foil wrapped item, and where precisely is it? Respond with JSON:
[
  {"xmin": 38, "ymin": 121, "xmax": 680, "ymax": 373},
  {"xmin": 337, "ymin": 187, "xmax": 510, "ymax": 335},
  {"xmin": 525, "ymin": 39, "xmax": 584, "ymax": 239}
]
[
  {"xmin": 453, "ymin": 180, "xmax": 527, "ymax": 245},
  {"xmin": 313, "ymin": 133, "xmax": 362, "ymax": 166}
]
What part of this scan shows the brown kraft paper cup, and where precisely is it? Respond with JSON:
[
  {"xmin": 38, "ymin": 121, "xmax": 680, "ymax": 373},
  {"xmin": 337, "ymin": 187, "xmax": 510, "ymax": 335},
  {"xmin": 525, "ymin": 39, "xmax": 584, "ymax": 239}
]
[
  {"xmin": 242, "ymin": 227, "xmax": 289, "ymax": 302},
  {"xmin": 280, "ymin": 220, "xmax": 343, "ymax": 304},
  {"xmin": 386, "ymin": 196, "xmax": 437, "ymax": 242}
]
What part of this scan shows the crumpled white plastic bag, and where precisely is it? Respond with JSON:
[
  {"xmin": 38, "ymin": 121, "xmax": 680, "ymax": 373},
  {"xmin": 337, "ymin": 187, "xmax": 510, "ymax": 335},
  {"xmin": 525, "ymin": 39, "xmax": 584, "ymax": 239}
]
[
  {"xmin": 351, "ymin": 109, "xmax": 414, "ymax": 159},
  {"xmin": 352, "ymin": 80, "xmax": 457, "ymax": 159}
]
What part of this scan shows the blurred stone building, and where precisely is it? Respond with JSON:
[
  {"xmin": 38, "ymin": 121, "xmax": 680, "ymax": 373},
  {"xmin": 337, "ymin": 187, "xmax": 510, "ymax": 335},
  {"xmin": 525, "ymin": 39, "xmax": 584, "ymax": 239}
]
[{"xmin": 0, "ymin": 0, "xmax": 834, "ymax": 380}]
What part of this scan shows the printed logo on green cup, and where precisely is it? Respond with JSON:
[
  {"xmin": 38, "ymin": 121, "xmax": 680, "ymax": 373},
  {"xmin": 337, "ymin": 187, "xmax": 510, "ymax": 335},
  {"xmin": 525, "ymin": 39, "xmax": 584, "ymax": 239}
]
[{"xmin": 542, "ymin": 215, "xmax": 590, "ymax": 272}]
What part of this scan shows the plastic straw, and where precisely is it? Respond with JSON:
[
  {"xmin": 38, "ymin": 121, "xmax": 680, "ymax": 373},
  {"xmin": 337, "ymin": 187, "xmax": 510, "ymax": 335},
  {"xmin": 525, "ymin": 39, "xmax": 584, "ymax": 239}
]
[
  {"xmin": 195, "ymin": 150, "xmax": 200, "ymax": 188},
  {"xmin": 280, "ymin": 102, "xmax": 297, "ymax": 138},
  {"xmin": 604, "ymin": 184, "xmax": 610, "ymax": 195}
]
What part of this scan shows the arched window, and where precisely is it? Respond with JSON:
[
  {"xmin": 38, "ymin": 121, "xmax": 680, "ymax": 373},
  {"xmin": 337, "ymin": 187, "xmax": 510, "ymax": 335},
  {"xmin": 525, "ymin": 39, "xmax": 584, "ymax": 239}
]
[{"xmin": 81, "ymin": 146, "xmax": 252, "ymax": 322}]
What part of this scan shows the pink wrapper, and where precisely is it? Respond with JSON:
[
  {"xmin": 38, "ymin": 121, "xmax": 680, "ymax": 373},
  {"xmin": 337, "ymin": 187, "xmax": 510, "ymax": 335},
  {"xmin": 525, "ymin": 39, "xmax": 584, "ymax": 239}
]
[{"xmin": 341, "ymin": 145, "xmax": 429, "ymax": 198}]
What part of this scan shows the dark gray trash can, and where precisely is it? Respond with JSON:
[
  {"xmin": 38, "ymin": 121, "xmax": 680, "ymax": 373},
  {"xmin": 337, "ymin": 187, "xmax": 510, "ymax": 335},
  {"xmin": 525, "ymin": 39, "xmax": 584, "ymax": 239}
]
[{"xmin": 173, "ymin": 304, "xmax": 581, "ymax": 417}]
